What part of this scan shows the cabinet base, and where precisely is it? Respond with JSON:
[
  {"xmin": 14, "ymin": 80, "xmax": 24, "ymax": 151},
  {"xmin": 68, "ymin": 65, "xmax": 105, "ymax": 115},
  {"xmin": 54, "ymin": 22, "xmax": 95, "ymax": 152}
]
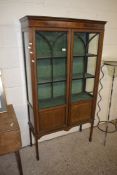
[{"xmin": 29, "ymin": 120, "xmax": 94, "ymax": 160}]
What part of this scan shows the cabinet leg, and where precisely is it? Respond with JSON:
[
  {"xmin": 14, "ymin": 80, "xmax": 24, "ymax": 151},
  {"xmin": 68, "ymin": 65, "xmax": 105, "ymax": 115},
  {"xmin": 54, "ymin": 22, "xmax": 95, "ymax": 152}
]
[
  {"xmin": 89, "ymin": 120, "xmax": 94, "ymax": 142},
  {"xmin": 15, "ymin": 151, "xmax": 23, "ymax": 175},
  {"xmin": 35, "ymin": 138, "xmax": 39, "ymax": 161},
  {"xmin": 29, "ymin": 126, "xmax": 32, "ymax": 147},
  {"xmin": 79, "ymin": 124, "xmax": 82, "ymax": 132}
]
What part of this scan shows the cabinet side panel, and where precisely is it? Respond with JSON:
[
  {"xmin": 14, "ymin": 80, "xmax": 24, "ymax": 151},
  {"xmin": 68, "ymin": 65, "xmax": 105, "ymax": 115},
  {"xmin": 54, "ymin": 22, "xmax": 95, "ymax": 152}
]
[
  {"xmin": 23, "ymin": 32, "xmax": 33, "ymax": 105},
  {"xmin": 22, "ymin": 32, "xmax": 35, "ymax": 130}
]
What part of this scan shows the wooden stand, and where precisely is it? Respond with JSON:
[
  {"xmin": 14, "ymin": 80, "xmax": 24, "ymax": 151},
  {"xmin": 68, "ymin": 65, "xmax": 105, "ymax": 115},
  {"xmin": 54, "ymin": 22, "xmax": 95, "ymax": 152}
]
[{"xmin": 0, "ymin": 105, "xmax": 23, "ymax": 175}]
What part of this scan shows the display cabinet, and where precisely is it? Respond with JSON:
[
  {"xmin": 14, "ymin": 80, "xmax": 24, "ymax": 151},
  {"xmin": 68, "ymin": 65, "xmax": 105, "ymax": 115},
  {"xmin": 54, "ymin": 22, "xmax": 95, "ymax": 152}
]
[{"xmin": 20, "ymin": 16, "xmax": 106, "ymax": 160}]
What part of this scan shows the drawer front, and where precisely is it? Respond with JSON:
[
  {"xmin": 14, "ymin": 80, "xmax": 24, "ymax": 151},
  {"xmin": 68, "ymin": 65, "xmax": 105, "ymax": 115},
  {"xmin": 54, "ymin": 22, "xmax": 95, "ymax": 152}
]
[
  {"xmin": 39, "ymin": 107, "xmax": 66, "ymax": 132},
  {"xmin": 70, "ymin": 101, "xmax": 92, "ymax": 124}
]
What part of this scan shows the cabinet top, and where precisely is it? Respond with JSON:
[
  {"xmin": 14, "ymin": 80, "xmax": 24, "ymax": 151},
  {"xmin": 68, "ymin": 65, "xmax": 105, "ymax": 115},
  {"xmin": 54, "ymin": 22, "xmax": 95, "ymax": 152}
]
[
  {"xmin": 20, "ymin": 15, "xmax": 106, "ymax": 24},
  {"xmin": 20, "ymin": 16, "xmax": 106, "ymax": 30}
]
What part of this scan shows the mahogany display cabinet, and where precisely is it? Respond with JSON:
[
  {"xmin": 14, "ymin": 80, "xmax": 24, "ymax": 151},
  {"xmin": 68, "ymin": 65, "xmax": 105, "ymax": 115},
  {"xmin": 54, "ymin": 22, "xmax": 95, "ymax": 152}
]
[{"xmin": 20, "ymin": 16, "xmax": 106, "ymax": 160}]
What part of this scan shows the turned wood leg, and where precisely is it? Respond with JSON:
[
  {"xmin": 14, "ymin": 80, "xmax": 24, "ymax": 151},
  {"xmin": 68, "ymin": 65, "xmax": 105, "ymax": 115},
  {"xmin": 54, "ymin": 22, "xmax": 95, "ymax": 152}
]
[
  {"xmin": 89, "ymin": 120, "xmax": 94, "ymax": 142},
  {"xmin": 79, "ymin": 124, "xmax": 82, "ymax": 132},
  {"xmin": 35, "ymin": 138, "xmax": 39, "ymax": 161},
  {"xmin": 15, "ymin": 151, "xmax": 23, "ymax": 175}
]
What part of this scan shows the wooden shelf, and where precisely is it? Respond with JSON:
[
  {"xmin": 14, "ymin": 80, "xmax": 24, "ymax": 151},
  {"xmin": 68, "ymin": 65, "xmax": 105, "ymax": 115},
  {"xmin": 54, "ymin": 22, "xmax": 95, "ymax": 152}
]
[
  {"xmin": 38, "ymin": 73, "xmax": 94, "ymax": 85},
  {"xmin": 73, "ymin": 53, "xmax": 97, "ymax": 57},
  {"xmin": 37, "ymin": 56, "xmax": 66, "ymax": 60},
  {"xmin": 38, "ymin": 76, "xmax": 66, "ymax": 85},
  {"xmin": 39, "ymin": 92, "xmax": 93, "ymax": 109},
  {"xmin": 37, "ymin": 53, "xmax": 97, "ymax": 60},
  {"xmin": 72, "ymin": 92, "xmax": 93, "ymax": 102},
  {"xmin": 72, "ymin": 73, "xmax": 95, "ymax": 80},
  {"xmin": 39, "ymin": 96, "xmax": 66, "ymax": 109}
]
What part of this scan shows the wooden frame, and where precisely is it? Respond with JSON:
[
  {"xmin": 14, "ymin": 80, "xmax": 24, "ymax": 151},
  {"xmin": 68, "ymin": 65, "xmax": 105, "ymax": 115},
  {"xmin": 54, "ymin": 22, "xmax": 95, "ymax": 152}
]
[{"xmin": 20, "ymin": 16, "xmax": 106, "ymax": 160}]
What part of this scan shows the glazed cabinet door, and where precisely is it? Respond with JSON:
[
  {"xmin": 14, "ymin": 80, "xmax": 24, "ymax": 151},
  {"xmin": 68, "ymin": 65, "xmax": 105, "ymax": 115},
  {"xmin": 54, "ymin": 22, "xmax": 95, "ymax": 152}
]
[
  {"xmin": 35, "ymin": 30, "xmax": 69, "ymax": 133},
  {"xmin": 70, "ymin": 31, "xmax": 100, "ymax": 125}
]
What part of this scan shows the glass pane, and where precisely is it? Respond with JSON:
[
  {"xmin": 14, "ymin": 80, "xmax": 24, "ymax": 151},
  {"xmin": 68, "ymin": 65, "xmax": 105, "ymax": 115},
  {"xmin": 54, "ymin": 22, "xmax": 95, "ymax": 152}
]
[
  {"xmin": 85, "ymin": 78, "xmax": 94, "ymax": 95},
  {"xmin": 73, "ymin": 33, "xmax": 86, "ymax": 56},
  {"xmin": 53, "ymin": 32, "xmax": 67, "ymax": 57},
  {"xmin": 36, "ymin": 32, "xmax": 51, "ymax": 58},
  {"xmin": 72, "ymin": 79, "xmax": 93, "ymax": 102},
  {"xmin": 36, "ymin": 31, "xmax": 67, "ymax": 109},
  {"xmin": 87, "ymin": 57, "xmax": 97, "ymax": 76},
  {"xmin": 71, "ymin": 32, "xmax": 99, "ymax": 102},
  {"xmin": 53, "ymin": 82, "xmax": 66, "ymax": 98},
  {"xmin": 23, "ymin": 32, "xmax": 33, "ymax": 105},
  {"xmin": 73, "ymin": 57, "xmax": 84, "ymax": 78},
  {"xmin": 72, "ymin": 80, "xmax": 83, "ymax": 94},
  {"xmin": 88, "ymin": 33, "xmax": 99, "ymax": 55},
  {"xmin": 53, "ymin": 58, "xmax": 66, "ymax": 81},
  {"xmin": 38, "ymin": 84, "xmax": 51, "ymax": 100},
  {"xmin": 37, "ymin": 59, "xmax": 51, "ymax": 83},
  {"xmin": 38, "ymin": 82, "xmax": 66, "ymax": 109},
  {"xmin": 73, "ymin": 32, "xmax": 99, "ymax": 56}
]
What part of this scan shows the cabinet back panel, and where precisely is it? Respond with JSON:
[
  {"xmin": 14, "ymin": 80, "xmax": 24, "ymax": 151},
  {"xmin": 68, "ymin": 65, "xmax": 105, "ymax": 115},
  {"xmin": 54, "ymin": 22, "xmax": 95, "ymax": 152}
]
[{"xmin": 39, "ymin": 107, "xmax": 66, "ymax": 131}]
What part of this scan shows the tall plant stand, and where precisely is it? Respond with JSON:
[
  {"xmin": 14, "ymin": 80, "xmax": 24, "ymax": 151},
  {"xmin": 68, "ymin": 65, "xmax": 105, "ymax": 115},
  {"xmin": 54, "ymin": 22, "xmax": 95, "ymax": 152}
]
[{"xmin": 97, "ymin": 61, "xmax": 117, "ymax": 145}]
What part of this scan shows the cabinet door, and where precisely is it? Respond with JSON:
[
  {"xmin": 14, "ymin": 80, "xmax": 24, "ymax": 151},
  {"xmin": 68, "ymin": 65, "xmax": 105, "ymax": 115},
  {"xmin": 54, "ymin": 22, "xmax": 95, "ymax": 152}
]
[
  {"xmin": 35, "ymin": 30, "xmax": 69, "ymax": 131},
  {"xmin": 70, "ymin": 32, "xmax": 99, "ymax": 124},
  {"xmin": 35, "ymin": 31, "xmax": 68, "ymax": 110}
]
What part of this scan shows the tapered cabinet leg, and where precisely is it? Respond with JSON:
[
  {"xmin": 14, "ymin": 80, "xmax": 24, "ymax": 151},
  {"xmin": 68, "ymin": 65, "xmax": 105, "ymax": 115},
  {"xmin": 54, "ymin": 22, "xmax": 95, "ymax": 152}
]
[
  {"xmin": 89, "ymin": 120, "xmax": 94, "ymax": 142},
  {"xmin": 15, "ymin": 151, "xmax": 23, "ymax": 175},
  {"xmin": 79, "ymin": 124, "xmax": 82, "ymax": 132},
  {"xmin": 35, "ymin": 138, "xmax": 39, "ymax": 161},
  {"xmin": 29, "ymin": 126, "xmax": 32, "ymax": 147}
]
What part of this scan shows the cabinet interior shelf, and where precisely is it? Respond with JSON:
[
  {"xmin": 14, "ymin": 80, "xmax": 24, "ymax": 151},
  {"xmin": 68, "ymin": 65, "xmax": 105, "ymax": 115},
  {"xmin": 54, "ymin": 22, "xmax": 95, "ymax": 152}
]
[
  {"xmin": 37, "ymin": 53, "xmax": 97, "ymax": 60},
  {"xmin": 39, "ymin": 92, "xmax": 93, "ymax": 109},
  {"xmin": 38, "ymin": 73, "xmax": 95, "ymax": 85},
  {"xmin": 72, "ymin": 73, "xmax": 95, "ymax": 80},
  {"xmin": 72, "ymin": 92, "xmax": 93, "ymax": 102}
]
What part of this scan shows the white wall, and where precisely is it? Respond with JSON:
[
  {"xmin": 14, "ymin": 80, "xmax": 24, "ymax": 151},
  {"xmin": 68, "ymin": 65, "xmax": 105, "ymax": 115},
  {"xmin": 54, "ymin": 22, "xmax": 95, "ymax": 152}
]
[{"xmin": 0, "ymin": 0, "xmax": 117, "ymax": 146}]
